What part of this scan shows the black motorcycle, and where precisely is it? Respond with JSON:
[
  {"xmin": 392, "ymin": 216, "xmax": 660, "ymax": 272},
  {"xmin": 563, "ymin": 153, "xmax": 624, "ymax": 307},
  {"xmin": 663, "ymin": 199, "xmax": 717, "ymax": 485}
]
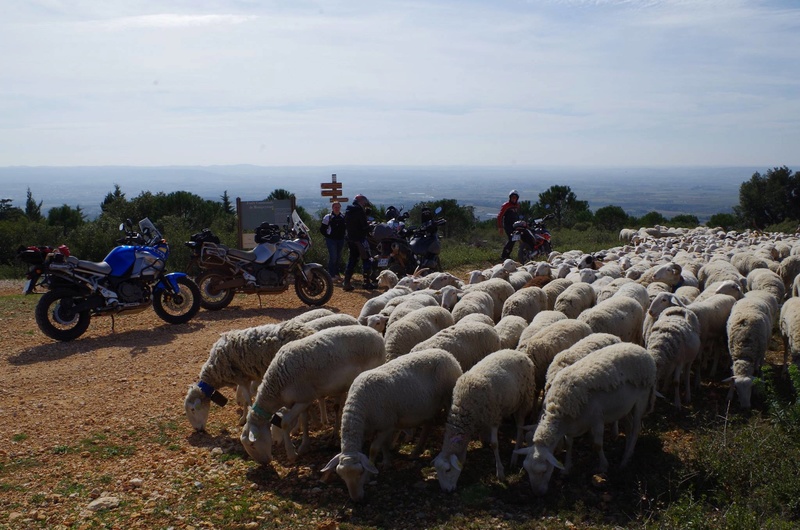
[
  {"xmin": 406, "ymin": 206, "xmax": 446, "ymax": 272},
  {"xmin": 370, "ymin": 207, "xmax": 415, "ymax": 276}
]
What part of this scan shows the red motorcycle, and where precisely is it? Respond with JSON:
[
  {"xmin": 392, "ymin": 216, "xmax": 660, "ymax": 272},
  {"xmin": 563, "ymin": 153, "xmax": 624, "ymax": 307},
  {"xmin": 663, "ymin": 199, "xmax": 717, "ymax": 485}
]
[{"xmin": 511, "ymin": 213, "xmax": 554, "ymax": 263}]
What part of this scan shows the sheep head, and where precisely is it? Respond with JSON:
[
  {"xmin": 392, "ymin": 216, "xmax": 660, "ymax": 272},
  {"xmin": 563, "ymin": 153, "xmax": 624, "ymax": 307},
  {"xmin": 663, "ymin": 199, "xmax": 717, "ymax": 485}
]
[
  {"xmin": 321, "ymin": 452, "xmax": 378, "ymax": 501},
  {"xmin": 240, "ymin": 405, "xmax": 275, "ymax": 464},
  {"xmin": 515, "ymin": 444, "xmax": 564, "ymax": 496},
  {"xmin": 184, "ymin": 384, "xmax": 212, "ymax": 431}
]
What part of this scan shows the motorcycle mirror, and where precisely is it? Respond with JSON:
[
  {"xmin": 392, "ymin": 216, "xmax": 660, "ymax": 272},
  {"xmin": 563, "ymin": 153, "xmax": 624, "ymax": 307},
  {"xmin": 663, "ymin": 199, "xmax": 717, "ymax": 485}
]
[
  {"xmin": 434, "ymin": 206, "xmax": 443, "ymax": 215},
  {"xmin": 119, "ymin": 222, "xmax": 125, "ymax": 231}
]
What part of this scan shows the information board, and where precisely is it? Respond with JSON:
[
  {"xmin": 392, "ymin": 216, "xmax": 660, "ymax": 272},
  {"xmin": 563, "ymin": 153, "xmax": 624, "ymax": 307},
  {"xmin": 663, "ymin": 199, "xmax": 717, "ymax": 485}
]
[{"xmin": 236, "ymin": 198, "xmax": 295, "ymax": 249}]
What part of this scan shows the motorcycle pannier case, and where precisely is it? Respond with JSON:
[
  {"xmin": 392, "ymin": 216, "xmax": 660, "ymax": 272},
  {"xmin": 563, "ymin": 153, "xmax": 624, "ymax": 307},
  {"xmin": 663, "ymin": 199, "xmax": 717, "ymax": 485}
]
[{"xmin": 255, "ymin": 222, "xmax": 281, "ymax": 244}]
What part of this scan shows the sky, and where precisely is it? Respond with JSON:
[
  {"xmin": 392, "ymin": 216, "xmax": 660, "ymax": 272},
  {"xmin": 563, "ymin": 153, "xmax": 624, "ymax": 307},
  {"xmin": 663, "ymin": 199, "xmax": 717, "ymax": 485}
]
[{"xmin": 1, "ymin": 0, "xmax": 799, "ymax": 168}]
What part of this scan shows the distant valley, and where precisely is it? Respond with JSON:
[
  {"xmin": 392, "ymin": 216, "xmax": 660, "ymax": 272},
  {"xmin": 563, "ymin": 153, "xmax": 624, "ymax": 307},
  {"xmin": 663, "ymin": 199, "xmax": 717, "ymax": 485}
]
[{"xmin": 0, "ymin": 165, "xmax": 756, "ymax": 223}]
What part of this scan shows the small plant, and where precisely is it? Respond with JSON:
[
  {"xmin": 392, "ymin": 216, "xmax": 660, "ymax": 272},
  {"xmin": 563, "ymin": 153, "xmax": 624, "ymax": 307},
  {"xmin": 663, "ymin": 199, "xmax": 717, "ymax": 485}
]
[{"xmin": 11, "ymin": 433, "xmax": 28, "ymax": 442}]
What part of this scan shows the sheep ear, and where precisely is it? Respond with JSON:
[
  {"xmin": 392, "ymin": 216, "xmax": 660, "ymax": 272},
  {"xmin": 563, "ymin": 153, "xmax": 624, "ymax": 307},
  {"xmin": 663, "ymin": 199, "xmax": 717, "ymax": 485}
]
[
  {"xmin": 449, "ymin": 454, "xmax": 463, "ymax": 471},
  {"xmin": 545, "ymin": 452, "xmax": 565, "ymax": 470},
  {"xmin": 721, "ymin": 376, "xmax": 734, "ymax": 384},
  {"xmin": 248, "ymin": 424, "xmax": 259, "ymax": 443},
  {"xmin": 522, "ymin": 423, "xmax": 537, "ymax": 432},
  {"xmin": 192, "ymin": 398, "xmax": 202, "ymax": 410},
  {"xmin": 513, "ymin": 446, "xmax": 535, "ymax": 456},
  {"xmin": 320, "ymin": 453, "xmax": 341, "ymax": 473},
  {"xmin": 360, "ymin": 453, "xmax": 379, "ymax": 475},
  {"xmin": 654, "ymin": 390, "xmax": 666, "ymax": 400}
]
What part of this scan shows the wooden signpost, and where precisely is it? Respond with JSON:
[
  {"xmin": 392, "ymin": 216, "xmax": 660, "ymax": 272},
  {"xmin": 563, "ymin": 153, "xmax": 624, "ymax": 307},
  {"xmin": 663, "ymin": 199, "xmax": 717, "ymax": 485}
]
[{"xmin": 320, "ymin": 173, "xmax": 347, "ymax": 203}]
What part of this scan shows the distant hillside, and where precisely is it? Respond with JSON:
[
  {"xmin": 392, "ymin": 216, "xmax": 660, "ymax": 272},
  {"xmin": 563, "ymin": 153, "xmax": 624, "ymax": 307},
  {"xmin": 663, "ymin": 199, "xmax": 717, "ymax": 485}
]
[{"xmin": 0, "ymin": 165, "xmax": 753, "ymax": 222}]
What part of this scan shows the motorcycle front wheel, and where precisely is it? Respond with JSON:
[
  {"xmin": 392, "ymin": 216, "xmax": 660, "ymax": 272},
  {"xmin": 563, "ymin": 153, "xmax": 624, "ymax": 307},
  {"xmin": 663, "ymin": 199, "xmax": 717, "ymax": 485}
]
[
  {"xmin": 195, "ymin": 270, "xmax": 237, "ymax": 311},
  {"xmin": 153, "ymin": 276, "xmax": 201, "ymax": 324},
  {"xmin": 295, "ymin": 268, "xmax": 333, "ymax": 306},
  {"xmin": 517, "ymin": 243, "xmax": 533, "ymax": 264},
  {"xmin": 35, "ymin": 290, "xmax": 91, "ymax": 341}
]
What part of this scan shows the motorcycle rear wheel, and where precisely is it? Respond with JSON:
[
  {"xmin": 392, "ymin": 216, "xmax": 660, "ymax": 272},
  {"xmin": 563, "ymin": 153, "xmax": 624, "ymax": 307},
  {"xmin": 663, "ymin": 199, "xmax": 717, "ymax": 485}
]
[
  {"xmin": 295, "ymin": 268, "xmax": 333, "ymax": 306},
  {"xmin": 517, "ymin": 244, "xmax": 533, "ymax": 264},
  {"xmin": 195, "ymin": 270, "xmax": 236, "ymax": 311},
  {"xmin": 35, "ymin": 290, "xmax": 91, "ymax": 341},
  {"xmin": 153, "ymin": 276, "xmax": 201, "ymax": 324}
]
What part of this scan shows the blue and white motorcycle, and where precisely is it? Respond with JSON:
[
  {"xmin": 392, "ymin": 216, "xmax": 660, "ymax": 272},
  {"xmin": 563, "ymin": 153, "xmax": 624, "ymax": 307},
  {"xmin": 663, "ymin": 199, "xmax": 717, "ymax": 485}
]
[{"xmin": 19, "ymin": 218, "xmax": 201, "ymax": 341}]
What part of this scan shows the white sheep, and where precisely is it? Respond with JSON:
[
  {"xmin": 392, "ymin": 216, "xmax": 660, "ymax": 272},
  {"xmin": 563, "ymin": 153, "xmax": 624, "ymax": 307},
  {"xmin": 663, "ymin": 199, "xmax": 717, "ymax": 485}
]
[
  {"xmin": 240, "ymin": 326, "xmax": 386, "ymax": 464},
  {"xmin": 725, "ymin": 296, "xmax": 774, "ymax": 409},
  {"xmin": 636, "ymin": 262, "xmax": 682, "ymax": 288},
  {"xmin": 610, "ymin": 282, "xmax": 651, "ymax": 313},
  {"xmin": 780, "ymin": 298, "xmax": 800, "ymax": 369},
  {"xmin": 384, "ymin": 306, "xmax": 455, "ymax": 360},
  {"xmin": 184, "ymin": 319, "xmax": 315, "ymax": 431},
  {"xmin": 458, "ymin": 313, "xmax": 496, "ymax": 327},
  {"xmin": 674, "ymin": 285, "xmax": 701, "ymax": 304},
  {"xmin": 645, "ymin": 305, "xmax": 701, "ymax": 408},
  {"xmin": 642, "ymin": 292, "xmax": 684, "ymax": 345},
  {"xmin": 409, "ymin": 319, "xmax": 501, "ymax": 369},
  {"xmin": 515, "ymin": 342, "xmax": 656, "ymax": 496},
  {"xmin": 543, "ymin": 333, "xmax": 622, "ymax": 401},
  {"xmin": 385, "ymin": 294, "xmax": 440, "ymax": 330},
  {"xmin": 321, "ymin": 348, "xmax": 462, "ymax": 501},
  {"xmin": 686, "ymin": 294, "xmax": 738, "ymax": 379},
  {"xmin": 595, "ymin": 277, "xmax": 634, "ymax": 303},
  {"xmin": 433, "ymin": 349, "xmax": 536, "ymax": 492},
  {"xmin": 693, "ymin": 279, "xmax": 744, "ymax": 303},
  {"xmin": 291, "ymin": 308, "xmax": 335, "ymax": 324},
  {"xmin": 494, "ymin": 315, "xmax": 529, "ymax": 349},
  {"xmin": 517, "ymin": 310, "xmax": 569, "ymax": 349},
  {"xmin": 375, "ymin": 269, "xmax": 400, "ymax": 289},
  {"xmin": 577, "ymin": 296, "xmax": 645, "ymax": 345},
  {"xmin": 698, "ymin": 259, "xmax": 746, "ymax": 291},
  {"xmin": 508, "ymin": 269, "xmax": 534, "ymax": 290},
  {"xmin": 553, "ymin": 282, "xmax": 596, "ymax": 319},
  {"xmin": 518, "ymin": 319, "xmax": 594, "ymax": 400},
  {"xmin": 356, "ymin": 286, "xmax": 413, "ymax": 325},
  {"xmin": 462, "ymin": 278, "xmax": 516, "ymax": 322},
  {"xmin": 793, "ymin": 274, "xmax": 800, "ymax": 298},
  {"xmin": 747, "ymin": 268, "xmax": 786, "ymax": 302},
  {"xmin": 302, "ymin": 313, "xmax": 359, "ymax": 331},
  {"xmin": 501, "ymin": 286, "xmax": 548, "ymax": 323},
  {"xmin": 542, "ymin": 278, "xmax": 573, "ymax": 310},
  {"xmin": 450, "ymin": 290, "xmax": 495, "ymax": 324}
]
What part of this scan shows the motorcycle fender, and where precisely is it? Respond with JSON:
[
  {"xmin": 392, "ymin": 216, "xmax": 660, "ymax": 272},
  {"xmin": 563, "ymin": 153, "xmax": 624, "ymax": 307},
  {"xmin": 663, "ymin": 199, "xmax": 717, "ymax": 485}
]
[
  {"xmin": 155, "ymin": 272, "xmax": 188, "ymax": 294},
  {"xmin": 300, "ymin": 263, "xmax": 324, "ymax": 281}
]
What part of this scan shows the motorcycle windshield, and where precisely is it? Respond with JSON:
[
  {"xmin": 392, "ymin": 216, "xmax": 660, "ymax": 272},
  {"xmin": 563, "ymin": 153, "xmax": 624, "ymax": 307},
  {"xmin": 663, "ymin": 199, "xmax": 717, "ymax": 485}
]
[
  {"xmin": 139, "ymin": 218, "xmax": 163, "ymax": 245},
  {"xmin": 291, "ymin": 210, "xmax": 309, "ymax": 235}
]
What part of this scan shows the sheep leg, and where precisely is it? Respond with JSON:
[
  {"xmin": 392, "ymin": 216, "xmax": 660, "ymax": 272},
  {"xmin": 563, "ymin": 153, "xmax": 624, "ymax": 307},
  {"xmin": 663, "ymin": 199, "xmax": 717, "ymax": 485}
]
[
  {"xmin": 369, "ymin": 429, "xmax": 395, "ymax": 469},
  {"xmin": 683, "ymin": 361, "xmax": 693, "ymax": 404},
  {"xmin": 317, "ymin": 398, "xmax": 329, "ymax": 426},
  {"xmin": 410, "ymin": 424, "xmax": 431, "ymax": 458},
  {"xmin": 510, "ymin": 410, "xmax": 527, "ymax": 467},
  {"xmin": 591, "ymin": 419, "xmax": 608, "ymax": 474},
  {"xmin": 620, "ymin": 403, "xmax": 644, "ymax": 468},
  {"xmin": 488, "ymin": 426, "xmax": 505, "ymax": 481},
  {"xmin": 562, "ymin": 435, "xmax": 575, "ymax": 475},
  {"xmin": 672, "ymin": 366, "xmax": 683, "ymax": 409},
  {"xmin": 282, "ymin": 402, "xmax": 312, "ymax": 462}
]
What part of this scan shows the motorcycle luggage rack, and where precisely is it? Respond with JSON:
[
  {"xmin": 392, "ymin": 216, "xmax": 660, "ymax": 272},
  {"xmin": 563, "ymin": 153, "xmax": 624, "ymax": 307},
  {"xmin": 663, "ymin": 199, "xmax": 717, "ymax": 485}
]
[{"xmin": 199, "ymin": 244, "xmax": 228, "ymax": 267}]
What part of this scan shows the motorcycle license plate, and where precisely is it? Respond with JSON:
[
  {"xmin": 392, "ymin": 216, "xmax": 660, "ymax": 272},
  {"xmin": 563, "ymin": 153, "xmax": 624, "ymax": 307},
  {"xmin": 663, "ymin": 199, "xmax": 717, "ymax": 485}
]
[
  {"xmin": 22, "ymin": 280, "xmax": 31, "ymax": 293},
  {"xmin": 377, "ymin": 258, "xmax": 389, "ymax": 267},
  {"xmin": 511, "ymin": 234, "xmax": 521, "ymax": 241}
]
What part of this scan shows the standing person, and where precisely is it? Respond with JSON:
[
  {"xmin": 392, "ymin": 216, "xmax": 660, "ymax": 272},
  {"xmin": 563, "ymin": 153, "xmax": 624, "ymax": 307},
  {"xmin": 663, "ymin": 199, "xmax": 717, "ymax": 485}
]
[
  {"xmin": 497, "ymin": 189, "xmax": 521, "ymax": 261},
  {"xmin": 343, "ymin": 194, "xmax": 376, "ymax": 291},
  {"xmin": 320, "ymin": 201, "xmax": 346, "ymax": 282}
]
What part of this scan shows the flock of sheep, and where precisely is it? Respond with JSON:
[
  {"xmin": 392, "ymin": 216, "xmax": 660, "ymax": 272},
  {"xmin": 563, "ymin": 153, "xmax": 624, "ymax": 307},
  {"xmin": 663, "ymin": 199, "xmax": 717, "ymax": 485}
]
[{"xmin": 183, "ymin": 224, "xmax": 800, "ymax": 501}]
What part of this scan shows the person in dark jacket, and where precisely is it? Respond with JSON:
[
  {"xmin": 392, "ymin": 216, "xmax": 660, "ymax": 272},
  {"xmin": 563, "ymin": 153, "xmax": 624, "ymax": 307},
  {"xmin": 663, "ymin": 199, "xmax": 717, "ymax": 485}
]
[
  {"xmin": 497, "ymin": 189, "xmax": 521, "ymax": 261},
  {"xmin": 342, "ymin": 194, "xmax": 375, "ymax": 291},
  {"xmin": 320, "ymin": 201, "xmax": 346, "ymax": 281}
]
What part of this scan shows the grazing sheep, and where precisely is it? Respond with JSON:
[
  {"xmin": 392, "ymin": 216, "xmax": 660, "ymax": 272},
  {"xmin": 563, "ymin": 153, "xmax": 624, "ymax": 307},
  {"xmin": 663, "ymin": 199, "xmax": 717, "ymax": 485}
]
[
  {"xmin": 645, "ymin": 306, "xmax": 701, "ymax": 408},
  {"xmin": 744, "ymin": 290, "xmax": 780, "ymax": 326},
  {"xmin": 542, "ymin": 278, "xmax": 573, "ymax": 310},
  {"xmin": 731, "ymin": 251, "xmax": 772, "ymax": 276},
  {"xmin": 686, "ymin": 294, "xmax": 738, "ymax": 379},
  {"xmin": 637, "ymin": 262, "xmax": 682, "ymax": 288},
  {"xmin": 515, "ymin": 343, "xmax": 656, "ymax": 496},
  {"xmin": 458, "ymin": 313, "xmax": 496, "ymax": 327},
  {"xmin": 376, "ymin": 269, "xmax": 400, "ymax": 289},
  {"xmin": 462, "ymin": 278, "xmax": 516, "ymax": 322},
  {"xmin": 303, "ymin": 313, "xmax": 359, "ymax": 331},
  {"xmin": 501, "ymin": 286, "xmax": 548, "ymax": 323},
  {"xmin": 543, "ymin": 333, "xmax": 622, "ymax": 401},
  {"xmin": 517, "ymin": 310, "xmax": 569, "ymax": 349},
  {"xmin": 508, "ymin": 270, "xmax": 534, "ymax": 290},
  {"xmin": 240, "ymin": 326, "xmax": 386, "ymax": 464},
  {"xmin": 410, "ymin": 322, "xmax": 502, "ymax": 372},
  {"xmin": 385, "ymin": 294, "xmax": 440, "ymax": 330},
  {"xmin": 291, "ymin": 308, "xmax": 335, "ymax": 324},
  {"xmin": 642, "ymin": 292, "xmax": 684, "ymax": 345},
  {"xmin": 674, "ymin": 285, "xmax": 701, "ymax": 304},
  {"xmin": 577, "ymin": 296, "xmax": 645, "ymax": 345},
  {"xmin": 780, "ymin": 298, "xmax": 800, "ymax": 369},
  {"xmin": 610, "ymin": 282, "xmax": 651, "ymax": 313},
  {"xmin": 451, "ymin": 290, "xmax": 495, "ymax": 324},
  {"xmin": 595, "ymin": 277, "xmax": 634, "ymax": 303},
  {"xmin": 553, "ymin": 283, "xmax": 596, "ymax": 319},
  {"xmin": 433, "ymin": 349, "xmax": 536, "ymax": 492},
  {"xmin": 725, "ymin": 296, "xmax": 774, "ymax": 409},
  {"xmin": 495, "ymin": 315, "xmax": 529, "ymax": 349},
  {"xmin": 385, "ymin": 306, "xmax": 455, "ymax": 360},
  {"xmin": 747, "ymin": 268, "xmax": 786, "ymax": 302},
  {"xmin": 698, "ymin": 260, "xmax": 746, "ymax": 291},
  {"xmin": 694, "ymin": 279, "xmax": 744, "ymax": 303},
  {"xmin": 321, "ymin": 349, "xmax": 462, "ymax": 501},
  {"xmin": 185, "ymin": 319, "xmax": 314, "ymax": 431},
  {"xmin": 518, "ymin": 319, "xmax": 594, "ymax": 400},
  {"xmin": 793, "ymin": 274, "xmax": 800, "ymax": 298},
  {"xmin": 356, "ymin": 286, "xmax": 413, "ymax": 325},
  {"xmin": 646, "ymin": 281, "xmax": 672, "ymax": 303}
]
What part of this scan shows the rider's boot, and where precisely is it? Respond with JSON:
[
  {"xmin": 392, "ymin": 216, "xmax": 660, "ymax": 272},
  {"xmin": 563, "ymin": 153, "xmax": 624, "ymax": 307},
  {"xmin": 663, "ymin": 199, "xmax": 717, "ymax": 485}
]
[{"xmin": 342, "ymin": 273, "xmax": 354, "ymax": 292}]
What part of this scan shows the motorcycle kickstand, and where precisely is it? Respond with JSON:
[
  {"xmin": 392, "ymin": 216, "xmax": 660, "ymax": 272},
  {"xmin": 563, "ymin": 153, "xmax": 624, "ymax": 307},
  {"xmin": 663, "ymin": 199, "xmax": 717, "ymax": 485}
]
[
  {"xmin": 256, "ymin": 293, "xmax": 264, "ymax": 308},
  {"xmin": 110, "ymin": 315, "xmax": 116, "ymax": 333}
]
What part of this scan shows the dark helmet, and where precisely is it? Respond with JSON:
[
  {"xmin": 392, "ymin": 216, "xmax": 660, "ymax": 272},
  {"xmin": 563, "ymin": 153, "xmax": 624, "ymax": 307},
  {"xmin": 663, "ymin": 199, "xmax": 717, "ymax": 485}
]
[
  {"xmin": 354, "ymin": 194, "xmax": 369, "ymax": 207},
  {"xmin": 385, "ymin": 206, "xmax": 399, "ymax": 220}
]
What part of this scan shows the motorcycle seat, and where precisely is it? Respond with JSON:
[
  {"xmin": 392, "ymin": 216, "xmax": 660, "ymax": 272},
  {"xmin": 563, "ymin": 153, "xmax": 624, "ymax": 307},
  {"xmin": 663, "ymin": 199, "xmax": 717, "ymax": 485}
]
[
  {"xmin": 226, "ymin": 248, "xmax": 258, "ymax": 262},
  {"xmin": 69, "ymin": 256, "xmax": 113, "ymax": 275}
]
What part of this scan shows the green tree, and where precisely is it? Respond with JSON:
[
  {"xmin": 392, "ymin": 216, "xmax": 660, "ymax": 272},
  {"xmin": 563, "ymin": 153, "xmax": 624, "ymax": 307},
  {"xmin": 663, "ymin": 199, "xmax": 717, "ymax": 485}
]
[
  {"xmin": 25, "ymin": 188, "xmax": 43, "ymax": 222},
  {"xmin": 0, "ymin": 198, "xmax": 24, "ymax": 221},
  {"xmin": 593, "ymin": 205, "xmax": 629, "ymax": 231},
  {"xmin": 637, "ymin": 211, "xmax": 667, "ymax": 227},
  {"xmin": 47, "ymin": 204, "xmax": 85, "ymax": 236},
  {"xmin": 532, "ymin": 185, "xmax": 590, "ymax": 228},
  {"xmin": 707, "ymin": 212, "xmax": 742, "ymax": 231},
  {"xmin": 408, "ymin": 198, "xmax": 476, "ymax": 238},
  {"xmin": 221, "ymin": 191, "xmax": 235, "ymax": 215},
  {"xmin": 734, "ymin": 166, "xmax": 798, "ymax": 229},
  {"xmin": 669, "ymin": 214, "xmax": 699, "ymax": 227}
]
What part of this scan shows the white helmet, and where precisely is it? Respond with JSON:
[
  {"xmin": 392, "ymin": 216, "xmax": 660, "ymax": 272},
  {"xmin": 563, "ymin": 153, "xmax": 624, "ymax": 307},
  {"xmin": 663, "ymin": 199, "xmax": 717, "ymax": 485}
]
[{"xmin": 509, "ymin": 189, "xmax": 519, "ymax": 198}]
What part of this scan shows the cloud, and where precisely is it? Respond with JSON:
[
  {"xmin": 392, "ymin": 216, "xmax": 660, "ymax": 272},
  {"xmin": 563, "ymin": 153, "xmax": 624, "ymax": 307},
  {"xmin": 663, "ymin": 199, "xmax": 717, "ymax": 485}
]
[{"xmin": 94, "ymin": 13, "xmax": 256, "ymax": 30}]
